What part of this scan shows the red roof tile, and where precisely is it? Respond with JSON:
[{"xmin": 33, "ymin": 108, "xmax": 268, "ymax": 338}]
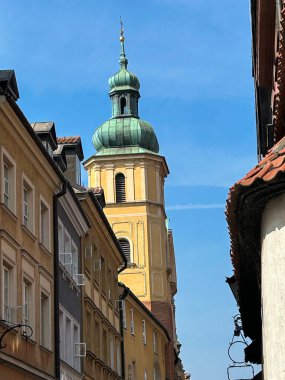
[
  {"xmin": 226, "ymin": 134, "xmax": 285, "ymax": 278},
  {"xmin": 57, "ymin": 136, "xmax": 81, "ymax": 144}
]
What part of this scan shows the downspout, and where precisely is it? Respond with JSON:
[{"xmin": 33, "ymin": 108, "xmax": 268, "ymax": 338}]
[
  {"xmin": 53, "ymin": 180, "xmax": 67, "ymax": 380},
  {"xmin": 119, "ymin": 283, "xmax": 130, "ymax": 380}
]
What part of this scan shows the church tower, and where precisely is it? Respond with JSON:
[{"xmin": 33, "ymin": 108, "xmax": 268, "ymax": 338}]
[{"xmin": 84, "ymin": 25, "xmax": 178, "ymax": 342}]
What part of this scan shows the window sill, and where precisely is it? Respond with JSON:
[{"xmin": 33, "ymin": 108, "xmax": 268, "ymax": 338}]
[
  {"xmin": 39, "ymin": 242, "xmax": 52, "ymax": 256},
  {"xmin": 0, "ymin": 203, "xmax": 17, "ymax": 221},
  {"xmin": 21, "ymin": 224, "xmax": 36, "ymax": 241},
  {"xmin": 39, "ymin": 344, "xmax": 53, "ymax": 354}
]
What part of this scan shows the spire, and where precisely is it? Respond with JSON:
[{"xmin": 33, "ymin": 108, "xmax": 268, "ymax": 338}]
[{"xmin": 119, "ymin": 17, "xmax": 128, "ymax": 69}]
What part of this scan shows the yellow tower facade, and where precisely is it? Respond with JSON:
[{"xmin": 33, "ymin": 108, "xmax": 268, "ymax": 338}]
[{"xmin": 84, "ymin": 25, "xmax": 180, "ymax": 379}]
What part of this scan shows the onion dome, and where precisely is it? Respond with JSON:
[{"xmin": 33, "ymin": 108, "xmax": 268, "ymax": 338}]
[
  {"xmin": 92, "ymin": 117, "xmax": 159, "ymax": 155},
  {"xmin": 92, "ymin": 21, "xmax": 159, "ymax": 156}
]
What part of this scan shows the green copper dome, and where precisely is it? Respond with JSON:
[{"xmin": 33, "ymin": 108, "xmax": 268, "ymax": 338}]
[
  {"xmin": 92, "ymin": 24, "xmax": 159, "ymax": 156},
  {"xmin": 92, "ymin": 117, "xmax": 159, "ymax": 155},
  {"xmin": 109, "ymin": 69, "xmax": 140, "ymax": 92}
]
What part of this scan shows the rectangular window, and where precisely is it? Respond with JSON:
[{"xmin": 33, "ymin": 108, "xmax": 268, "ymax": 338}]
[
  {"xmin": 153, "ymin": 332, "xmax": 157, "ymax": 354},
  {"xmin": 22, "ymin": 178, "xmax": 34, "ymax": 232},
  {"xmin": 59, "ymin": 308, "xmax": 64, "ymax": 360},
  {"xmin": 23, "ymin": 279, "xmax": 33, "ymax": 329},
  {"xmin": 101, "ymin": 257, "xmax": 106, "ymax": 294},
  {"xmin": 95, "ymin": 319, "xmax": 100, "ymax": 357},
  {"xmin": 130, "ymin": 309, "xmax": 135, "ymax": 335},
  {"xmin": 73, "ymin": 322, "xmax": 80, "ymax": 371},
  {"xmin": 40, "ymin": 199, "xmax": 50, "ymax": 250},
  {"xmin": 103, "ymin": 329, "xmax": 108, "ymax": 363},
  {"xmin": 3, "ymin": 267, "xmax": 10, "ymax": 321},
  {"xmin": 142, "ymin": 320, "xmax": 146, "ymax": 345},
  {"xmin": 40, "ymin": 291, "xmax": 50, "ymax": 348},
  {"xmin": 116, "ymin": 339, "xmax": 121, "ymax": 376},
  {"xmin": 65, "ymin": 314, "xmax": 72, "ymax": 366},
  {"xmin": 3, "ymin": 162, "xmax": 9, "ymax": 207},
  {"xmin": 110, "ymin": 334, "xmax": 114, "ymax": 369},
  {"xmin": 2, "ymin": 151, "xmax": 16, "ymax": 213}
]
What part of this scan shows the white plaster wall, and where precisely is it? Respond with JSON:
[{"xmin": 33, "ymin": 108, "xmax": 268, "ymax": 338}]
[{"xmin": 261, "ymin": 193, "xmax": 285, "ymax": 380}]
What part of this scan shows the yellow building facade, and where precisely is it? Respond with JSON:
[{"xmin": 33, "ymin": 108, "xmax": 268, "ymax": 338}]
[
  {"xmin": 84, "ymin": 27, "xmax": 182, "ymax": 379},
  {"xmin": 0, "ymin": 71, "xmax": 62, "ymax": 379}
]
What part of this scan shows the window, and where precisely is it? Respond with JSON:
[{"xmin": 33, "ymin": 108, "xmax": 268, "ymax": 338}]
[
  {"xmin": 40, "ymin": 199, "xmax": 50, "ymax": 250},
  {"xmin": 130, "ymin": 309, "xmax": 135, "ymax": 335},
  {"xmin": 2, "ymin": 151, "xmax": 16, "ymax": 212},
  {"xmin": 59, "ymin": 308, "xmax": 64, "ymax": 359},
  {"xmin": 22, "ymin": 178, "xmax": 34, "ymax": 232},
  {"xmin": 120, "ymin": 97, "xmax": 127, "ymax": 114},
  {"xmin": 142, "ymin": 320, "xmax": 146, "ymax": 345},
  {"xmin": 23, "ymin": 279, "xmax": 33, "ymax": 330},
  {"xmin": 110, "ymin": 334, "xmax": 114, "ymax": 370},
  {"xmin": 2, "ymin": 264, "xmax": 16, "ymax": 322},
  {"xmin": 58, "ymin": 219, "xmax": 79, "ymax": 278},
  {"xmin": 65, "ymin": 314, "xmax": 73, "ymax": 365},
  {"xmin": 95, "ymin": 319, "xmax": 100, "ymax": 357},
  {"xmin": 118, "ymin": 238, "xmax": 131, "ymax": 264},
  {"xmin": 73, "ymin": 322, "xmax": 80, "ymax": 371},
  {"xmin": 3, "ymin": 267, "xmax": 10, "ymax": 321},
  {"xmin": 101, "ymin": 257, "xmax": 106, "ymax": 294},
  {"xmin": 103, "ymin": 329, "xmax": 108, "ymax": 362},
  {"xmin": 144, "ymin": 370, "xmax": 148, "ymax": 380},
  {"xmin": 153, "ymin": 332, "xmax": 157, "ymax": 353},
  {"xmin": 40, "ymin": 291, "xmax": 50, "ymax": 348},
  {"xmin": 115, "ymin": 173, "xmax": 126, "ymax": 203},
  {"xmin": 116, "ymin": 339, "xmax": 121, "ymax": 376}
]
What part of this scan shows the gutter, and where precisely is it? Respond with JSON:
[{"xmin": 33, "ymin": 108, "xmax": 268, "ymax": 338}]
[
  {"xmin": 53, "ymin": 180, "xmax": 67, "ymax": 379},
  {"xmin": 118, "ymin": 283, "xmax": 130, "ymax": 380}
]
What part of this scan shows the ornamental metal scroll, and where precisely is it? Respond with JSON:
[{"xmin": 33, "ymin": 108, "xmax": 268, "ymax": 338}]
[
  {"xmin": 227, "ymin": 315, "xmax": 254, "ymax": 380},
  {"xmin": 0, "ymin": 319, "xmax": 33, "ymax": 349}
]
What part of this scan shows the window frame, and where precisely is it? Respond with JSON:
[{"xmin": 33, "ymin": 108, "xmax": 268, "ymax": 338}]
[
  {"xmin": 22, "ymin": 174, "xmax": 35, "ymax": 234},
  {"xmin": 115, "ymin": 172, "xmax": 126, "ymax": 203},
  {"xmin": 39, "ymin": 196, "xmax": 51, "ymax": 251},
  {"xmin": 1, "ymin": 148, "xmax": 16, "ymax": 214}
]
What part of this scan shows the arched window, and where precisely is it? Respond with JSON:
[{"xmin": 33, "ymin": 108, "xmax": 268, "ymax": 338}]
[
  {"xmin": 120, "ymin": 97, "xmax": 127, "ymax": 114},
  {"xmin": 118, "ymin": 238, "xmax": 131, "ymax": 264},
  {"xmin": 115, "ymin": 173, "xmax": 126, "ymax": 203}
]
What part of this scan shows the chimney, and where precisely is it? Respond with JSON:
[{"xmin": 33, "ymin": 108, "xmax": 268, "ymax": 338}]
[{"xmin": 57, "ymin": 136, "xmax": 84, "ymax": 187}]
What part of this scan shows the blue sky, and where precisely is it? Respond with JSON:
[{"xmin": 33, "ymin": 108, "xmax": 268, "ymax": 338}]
[{"xmin": 1, "ymin": 1, "xmax": 257, "ymax": 379}]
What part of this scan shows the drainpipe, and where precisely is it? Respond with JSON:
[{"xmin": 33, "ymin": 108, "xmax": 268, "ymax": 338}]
[
  {"xmin": 53, "ymin": 181, "xmax": 67, "ymax": 380},
  {"xmin": 119, "ymin": 283, "xmax": 130, "ymax": 380}
]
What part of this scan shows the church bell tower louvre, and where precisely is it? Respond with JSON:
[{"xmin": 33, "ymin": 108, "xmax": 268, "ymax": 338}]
[{"xmin": 83, "ymin": 23, "xmax": 178, "ymax": 337}]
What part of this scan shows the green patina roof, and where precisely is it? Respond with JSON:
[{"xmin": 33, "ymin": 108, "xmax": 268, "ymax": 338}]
[
  {"xmin": 109, "ymin": 68, "xmax": 140, "ymax": 92},
  {"xmin": 92, "ymin": 28, "xmax": 159, "ymax": 156},
  {"xmin": 92, "ymin": 117, "xmax": 159, "ymax": 154}
]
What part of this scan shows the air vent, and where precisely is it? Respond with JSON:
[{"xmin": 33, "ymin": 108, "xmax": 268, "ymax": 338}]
[
  {"xmin": 118, "ymin": 238, "xmax": 131, "ymax": 263},
  {"xmin": 115, "ymin": 173, "xmax": 126, "ymax": 203}
]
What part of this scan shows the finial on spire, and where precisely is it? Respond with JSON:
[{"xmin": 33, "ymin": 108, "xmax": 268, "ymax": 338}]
[
  {"xmin": 120, "ymin": 16, "xmax": 125, "ymax": 42},
  {"xmin": 119, "ymin": 17, "xmax": 128, "ymax": 69}
]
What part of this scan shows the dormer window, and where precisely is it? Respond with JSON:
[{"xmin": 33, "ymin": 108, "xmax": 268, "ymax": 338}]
[
  {"xmin": 42, "ymin": 140, "xmax": 53, "ymax": 156},
  {"xmin": 115, "ymin": 173, "xmax": 126, "ymax": 203},
  {"xmin": 120, "ymin": 97, "xmax": 127, "ymax": 115}
]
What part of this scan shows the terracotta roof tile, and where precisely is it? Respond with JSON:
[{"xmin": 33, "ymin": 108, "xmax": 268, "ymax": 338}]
[
  {"xmin": 226, "ymin": 134, "xmax": 285, "ymax": 278},
  {"xmin": 57, "ymin": 136, "xmax": 81, "ymax": 144}
]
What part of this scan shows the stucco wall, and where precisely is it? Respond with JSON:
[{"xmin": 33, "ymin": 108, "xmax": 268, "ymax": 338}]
[{"xmin": 261, "ymin": 193, "xmax": 285, "ymax": 380}]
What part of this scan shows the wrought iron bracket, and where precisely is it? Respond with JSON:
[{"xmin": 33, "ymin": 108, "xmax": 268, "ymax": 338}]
[
  {"xmin": 0, "ymin": 319, "xmax": 33, "ymax": 349},
  {"xmin": 227, "ymin": 314, "xmax": 255, "ymax": 380}
]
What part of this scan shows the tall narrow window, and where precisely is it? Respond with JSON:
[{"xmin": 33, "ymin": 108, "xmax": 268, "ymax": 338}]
[
  {"xmin": 115, "ymin": 173, "xmax": 126, "ymax": 203},
  {"xmin": 109, "ymin": 334, "xmax": 114, "ymax": 370},
  {"xmin": 3, "ymin": 267, "xmax": 10, "ymax": 321},
  {"xmin": 3, "ymin": 162, "xmax": 9, "ymax": 208},
  {"xmin": 142, "ymin": 320, "xmax": 147, "ymax": 345},
  {"xmin": 23, "ymin": 280, "xmax": 32, "ymax": 329},
  {"xmin": 22, "ymin": 179, "xmax": 34, "ymax": 232},
  {"xmin": 130, "ymin": 309, "xmax": 135, "ymax": 335},
  {"xmin": 2, "ymin": 152, "xmax": 15, "ymax": 212},
  {"xmin": 116, "ymin": 339, "xmax": 122, "ymax": 375},
  {"xmin": 40, "ymin": 291, "xmax": 50, "ymax": 348},
  {"xmin": 118, "ymin": 238, "xmax": 131, "ymax": 264},
  {"xmin": 120, "ymin": 97, "xmax": 127, "ymax": 114},
  {"xmin": 153, "ymin": 331, "xmax": 157, "ymax": 353},
  {"xmin": 73, "ymin": 322, "xmax": 80, "ymax": 371},
  {"xmin": 40, "ymin": 200, "xmax": 50, "ymax": 250}
]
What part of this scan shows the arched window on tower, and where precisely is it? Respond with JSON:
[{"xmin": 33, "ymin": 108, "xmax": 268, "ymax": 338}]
[
  {"xmin": 118, "ymin": 238, "xmax": 131, "ymax": 264},
  {"xmin": 115, "ymin": 173, "xmax": 126, "ymax": 203},
  {"xmin": 120, "ymin": 97, "xmax": 127, "ymax": 115}
]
